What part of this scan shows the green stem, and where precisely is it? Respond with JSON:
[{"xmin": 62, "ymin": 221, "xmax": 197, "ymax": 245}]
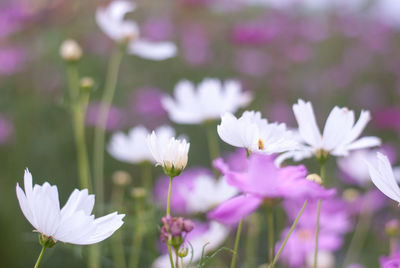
[
  {"xmin": 205, "ymin": 122, "xmax": 220, "ymax": 164},
  {"xmin": 313, "ymin": 199, "xmax": 322, "ymax": 268},
  {"xmin": 230, "ymin": 218, "xmax": 243, "ymax": 268},
  {"xmin": 180, "ymin": 257, "xmax": 184, "ymax": 268},
  {"xmin": 93, "ymin": 46, "xmax": 125, "ymax": 215},
  {"xmin": 313, "ymin": 163, "xmax": 325, "ymax": 268},
  {"xmin": 270, "ymin": 199, "xmax": 308, "ymax": 268},
  {"xmin": 166, "ymin": 176, "xmax": 174, "ymax": 268},
  {"xmin": 111, "ymin": 184, "xmax": 126, "ymax": 268},
  {"xmin": 168, "ymin": 245, "xmax": 175, "ymax": 268},
  {"xmin": 166, "ymin": 176, "xmax": 173, "ymax": 216},
  {"xmin": 34, "ymin": 246, "xmax": 46, "ymax": 268},
  {"xmin": 245, "ymin": 214, "xmax": 259, "ymax": 268},
  {"xmin": 142, "ymin": 162, "xmax": 153, "ymax": 194},
  {"xmin": 129, "ymin": 199, "xmax": 144, "ymax": 268},
  {"xmin": 342, "ymin": 198, "xmax": 372, "ymax": 266},
  {"xmin": 67, "ymin": 64, "xmax": 91, "ymax": 190},
  {"xmin": 267, "ymin": 207, "xmax": 275, "ymax": 263}
]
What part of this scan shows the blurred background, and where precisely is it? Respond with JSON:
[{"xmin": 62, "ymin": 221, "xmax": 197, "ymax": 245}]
[{"xmin": 2, "ymin": 0, "xmax": 400, "ymax": 267}]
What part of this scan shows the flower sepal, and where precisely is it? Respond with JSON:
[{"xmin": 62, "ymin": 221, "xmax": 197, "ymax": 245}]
[
  {"xmin": 163, "ymin": 164, "xmax": 183, "ymax": 178},
  {"xmin": 38, "ymin": 233, "xmax": 56, "ymax": 248}
]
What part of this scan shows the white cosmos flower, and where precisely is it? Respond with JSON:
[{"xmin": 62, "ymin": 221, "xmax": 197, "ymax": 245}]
[
  {"xmin": 96, "ymin": 0, "xmax": 176, "ymax": 60},
  {"xmin": 162, "ymin": 78, "xmax": 252, "ymax": 124},
  {"xmin": 182, "ymin": 175, "xmax": 238, "ymax": 214},
  {"xmin": 108, "ymin": 125, "xmax": 175, "ymax": 164},
  {"xmin": 217, "ymin": 111, "xmax": 298, "ymax": 154},
  {"xmin": 366, "ymin": 152, "xmax": 400, "ymax": 204},
  {"xmin": 277, "ymin": 99, "xmax": 381, "ymax": 164},
  {"xmin": 146, "ymin": 131, "xmax": 190, "ymax": 176},
  {"xmin": 152, "ymin": 221, "xmax": 230, "ymax": 268},
  {"xmin": 16, "ymin": 169, "xmax": 125, "ymax": 245}
]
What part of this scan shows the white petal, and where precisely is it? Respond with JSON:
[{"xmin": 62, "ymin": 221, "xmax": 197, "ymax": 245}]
[
  {"xmin": 293, "ymin": 99, "xmax": 322, "ymax": 148},
  {"xmin": 367, "ymin": 152, "xmax": 400, "ymax": 203},
  {"xmin": 128, "ymin": 40, "xmax": 177, "ymax": 60},
  {"xmin": 322, "ymin": 106, "xmax": 354, "ymax": 150}
]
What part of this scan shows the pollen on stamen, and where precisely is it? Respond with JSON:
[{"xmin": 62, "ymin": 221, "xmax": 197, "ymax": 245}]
[{"xmin": 258, "ymin": 139, "xmax": 264, "ymax": 150}]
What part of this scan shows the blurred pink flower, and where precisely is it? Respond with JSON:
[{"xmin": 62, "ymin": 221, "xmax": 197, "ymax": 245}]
[
  {"xmin": 142, "ymin": 18, "xmax": 174, "ymax": 42},
  {"xmin": 234, "ymin": 49, "xmax": 270, "ymax": 77},
  {"xmin": 86, "ymin": 102, "xmax": 126, "ymax": 131},
  {"xmin": 0, "ymin": 3, "xmax": 31, "ymax": 39},
  {"xmin": 373, "ymin": 107, "xmax": 400, "ymax": 131},
  {"xmin": 277, "ymin": 197, "xmax": 351, "ymax": 267},
  {"xmin": 0, "ymin": 115, "xmax": 14, "ymax": 145},
  {"xmin": 0, "ymin": 46, "xmax": 27, "ymax": 75},
  {"xmin": 380, "ymin": 250, "xmax": 400, "ymax": 268},
  {"xmin": 181, "ymin": 24, "xmax": 210, "ymax": 65}
]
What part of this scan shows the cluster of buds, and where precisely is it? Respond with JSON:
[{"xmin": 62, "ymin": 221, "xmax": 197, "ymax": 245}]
[{"xmin": 160, "ymin": 216, "xmax": 194, "ymax": 250}]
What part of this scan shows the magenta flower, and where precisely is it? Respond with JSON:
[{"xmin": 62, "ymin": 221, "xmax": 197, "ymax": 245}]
[
  {"xmin": 0, "ymin": 46, "xmax": 27, "ymax": 76},
  {"xmin": 373, "ymin": 107, "xmax": 400, "ymax": 131},
  {"xmin": 380, "ymin": 250, "xmax": 400, "ymax": 268},
  {"xmin": 276, "ymin": 197, "xmax": 351, "ymax": 267},
  {"xmin": 208, "ymin": 153, "xmax": 335, "ymax": 225}
]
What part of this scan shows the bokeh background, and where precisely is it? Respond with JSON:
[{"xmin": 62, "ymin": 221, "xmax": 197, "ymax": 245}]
[{"xmin": 2, "ymin": 0, "xmax": 400, "ymax": 267}]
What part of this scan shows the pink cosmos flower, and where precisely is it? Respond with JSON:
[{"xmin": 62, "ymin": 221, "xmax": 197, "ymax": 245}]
[
  {"xmin": 380, "ymin": 250, "xmax": 400, "ymax": 268},
  {"xmin": 208, "ymin": 153, "xmax": 335, "ymax": 225}
]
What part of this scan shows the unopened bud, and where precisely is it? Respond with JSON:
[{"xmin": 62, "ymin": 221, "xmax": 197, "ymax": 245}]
[
  {"xmin": 80, "ymin": 77, "xmax": 94, "ymax": 91},
  {"xmin": 177, "ymin": 247, "xmax": 189, "ymax": 258},
  {"xmin": 130, "ymin": 187, "xmax": 147, "ymax": 199},
  {"xmin": 342, "ymin": 189, "xmax": 360, "ymax": 202},
  {"xmin": 386, "ymin": 219, "xmax": 400, "ymax": 237},
  {"xmin": 112, "ymin": 171, "xmax": 131, "ymax": 186},
  {"xmin": 306, "ymin": 173, "xmax": 323, "ymax": 185},
  {"xmin": 60, "ymin": 39, "xmax": 82, "ymax": 62}
]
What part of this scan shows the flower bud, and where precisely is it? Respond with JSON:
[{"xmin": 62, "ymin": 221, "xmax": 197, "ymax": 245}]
[
  {"xmin": 386, "ymin": 219, "xmax": 400, "ymax": 237},
  {"xmin": 112, "ymin": 171, "xmax": 131, "ymax": 186},
  {"xmin": 80, "ymin": 77, "xmax": 95, "ymax": 91},
  {"xmin": 130, "ymin": 187, "xmax": 147, "ymax": 199},
  {"xmin": 342, "ymin": 189, "xmax": 360, "ymax": 202},
  {"xmin": 60, "ymin": 39, "xmax": 82, "ymax": 62},
  {"xmin": 177, "ymin": 246, "xmax": 189, "ymax": 258},
  {"xmin": 306, "ymin": 173, "xmax": 323, "ymax": 185}
]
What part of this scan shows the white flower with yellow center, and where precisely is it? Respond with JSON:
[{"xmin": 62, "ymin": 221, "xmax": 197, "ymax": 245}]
[
  {"xmin": 277, "ymin": 99, "xmax": 381, "ymax": 164},
  {"xmin": 16, "ymin": 169, "xmax": 125, "ymax": 245},
  {"xmin": 217, "ymin": 110, "xmax": 298, "ymax": 155},
  {"xmin": 147, "ymin": 131, "xmax": 190, "ymax": 177},
  {"xmin": 96, "ymin": 0, "xmax": 176, "ymax": 60},
  {"xmin": 162, "ymin": 78, "xmax": 252, "ymax": 124}
]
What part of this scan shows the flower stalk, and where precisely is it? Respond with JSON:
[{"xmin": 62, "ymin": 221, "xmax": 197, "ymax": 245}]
[
  {"xmin": 34, "ymin": 246, "xmax": 46, "ymax": 268},
  {"xmin": 93, "ymin": 44, "xmax": 125, "ymax": 215},
  {"xmin": 230, "ymin": 218, "xmax": 243, "ymax": 268}
]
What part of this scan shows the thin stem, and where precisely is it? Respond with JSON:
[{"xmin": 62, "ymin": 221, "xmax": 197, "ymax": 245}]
[
  {"xmin": 313, "ymin": 199, "xmax": 322, "ymax": 268},
  {"xmin": 205, "ymin": 122, "xmax": 220, "ymax": 165},
  {"xmin": 230, "ymin": 218, "xmax": 243, "ymax": 268},
  {"xmin": 180, "ymin": 257, "xmax": 184, "ymax": 268},
  {"xmin": 168, "ymin": 245, "xmax": 175, "ymax": 268},
  {"xmin": 313, "ymin": 163, "xmax": 325, "ymax": 268},
  {"xmin": 270, "ymin": 199, "xmax": 308, "ymax": 268},
  {"xmin": 67, "ymin": 64, "xmax": 91, "ymax": 190},
  {"xmin": 245, "ymin": 213, "xmax": 259, "ymax": 268},
  {"xmin": 34, "ymin": 246, "xmax": 46, "ymax": 268},
  {"xmin": 342, "ymin": 198, "xmax": 373, "ymax": 266},
  {"xmin": 93, "ymin": 46, "xmax": 125, "ymax": 214},
  {"xmin": 267, "ymin": 207, "xmax": 275, "ymax": 263},
  {"xmin": 166, "ymin": 176, "xmax": 174, "ymax": 268},
  {"xmin": 175, "ymin": 250, "xmax": 179, "ymax": 268},
  {"xmin": 166, "ymin": 176, "xmax": 173, "ymax": 216},
  {"xmin": 142, "ymin": 162, "xmax": 153, "ymax": 194},
  {"xmin": 111, "ymin": 184, "xmax": 126, "ymax": 268},
  {"xmin": 129, "ymin": 198, "xmax": 144, "ymax": 268}
]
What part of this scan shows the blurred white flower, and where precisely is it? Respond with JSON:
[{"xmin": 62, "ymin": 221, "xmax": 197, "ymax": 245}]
[
  {"xmin": 152, "ymin": 221, "xmax": 230, "ymax": 268},
  {"xmin": 366, "ymin": 152, "xmax": 400, "ymax": 204},
  {"xmin": 162, "ymin": 78, "xmax": 251, "ymax": 124},
  {"xmin": 16, "ymin": 169, "xmax": 124, "ymax": 245},
  {"xmin": 147, "ymin": 131, "xmax": 190, "ymax": 177},
  {"xmin": 183, "ymin": 175, "xmax": 238, "ymax": 214},
  {"xmin": 96, "ymin": 0, "xmax": 176, "ymax": 60},
  {"xmin": 217, "ymin": 111, "xmax": 298, "ymax": 155},
  {"xmin": 108, "ymin": 125, "xmax": 175, "ymax": 164},
  {"xmin": 277, "ymin": 99, "xmax": 381, "ymax": 163}
]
